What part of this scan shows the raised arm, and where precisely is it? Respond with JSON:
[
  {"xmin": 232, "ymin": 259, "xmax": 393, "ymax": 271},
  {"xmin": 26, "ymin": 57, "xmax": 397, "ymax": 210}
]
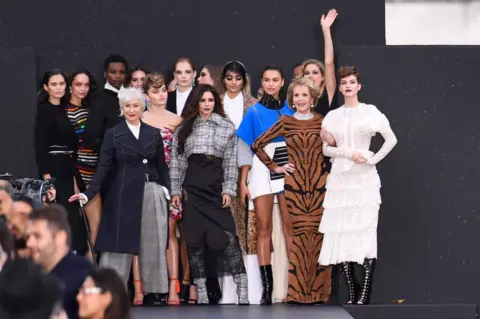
[
  {"xmin": 84, "ymin": 128, "xmax": 116, "ymax": 201},
  {"xmin": 367, "ymin": 110, "xmax": 398, "ymax": 165},
  {"xmin": 222, "ymin": 131, "xmax": 239, "ymax": 197},
  {"xmin": 169, "ymin": 129, "xmax": 188, "ymax": 197},
  {"xmin": 320, "ymin": 9, "xmax": 338, "ymax": 105},
  {"xmin": 251, "ymin": 119, "xmax": 284, "ymax": 171}
]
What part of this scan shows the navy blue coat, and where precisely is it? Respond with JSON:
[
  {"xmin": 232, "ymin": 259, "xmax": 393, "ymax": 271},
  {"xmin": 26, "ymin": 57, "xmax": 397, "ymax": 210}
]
[{"xmin": 84, "ymin": 120, "xmax": 170, "ymax": 254}]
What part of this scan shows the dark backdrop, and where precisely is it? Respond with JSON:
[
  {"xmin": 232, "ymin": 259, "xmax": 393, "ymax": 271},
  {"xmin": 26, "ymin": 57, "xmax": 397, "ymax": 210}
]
[
  {"xmin": 0, "ymin": 0, "xmax": 385, "ymax": 88},
  {"xmin": 337, "ymin": 45, "xmax": 480, "ymax": 304},
  {"xmin": 0, "ymin": 48, "xmax": 37, "ymax": 177}
]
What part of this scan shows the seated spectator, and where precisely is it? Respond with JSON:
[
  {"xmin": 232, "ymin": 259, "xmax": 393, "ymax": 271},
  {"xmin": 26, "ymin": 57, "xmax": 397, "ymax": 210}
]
[
  {"xmin": 26, "ymin": 204, "xmax": 93, "ymax": 319},
  {"xmin": 0, "ymin": 257, "xmax": 68, "ymax": 319},
  {"xmin": 77, "ymin": 268, "xmax": 130, "ymax": 319}
]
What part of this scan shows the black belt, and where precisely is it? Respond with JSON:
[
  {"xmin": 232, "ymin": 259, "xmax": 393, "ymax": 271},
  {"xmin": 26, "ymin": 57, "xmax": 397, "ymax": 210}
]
[{"xmin": 145, "ymin": 174, "xmax": 158, "ymax": 182}]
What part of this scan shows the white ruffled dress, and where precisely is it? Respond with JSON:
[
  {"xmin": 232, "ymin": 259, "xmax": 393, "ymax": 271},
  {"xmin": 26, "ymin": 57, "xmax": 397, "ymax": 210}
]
[{"xmin": 318, "ymin": 103, "xmax": 397, "ymax": 265}]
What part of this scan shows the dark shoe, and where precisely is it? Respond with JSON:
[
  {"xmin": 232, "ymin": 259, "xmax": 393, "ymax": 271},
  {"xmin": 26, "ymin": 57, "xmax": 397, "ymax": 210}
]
[
  {"xmin": 179, "ymin": 283, "xmax": 190, "ymax": 305},
  {"xmin": 143, "ymin": 293, "xmax": 167, "ymax": 307},
  {"xmin": 259, "ymin": 265, "xmax": 273, "ymax": 305},
  {"xmin": 342, "ymin": 262, "xmax": 357, "ymax": 304},
  {"xmin": 357, "ymin": 258, "xmax": 376, "ymax": 305},
  {"xmin": 206, "ymin": 276, "xmax": 222, "ymax": 304}
]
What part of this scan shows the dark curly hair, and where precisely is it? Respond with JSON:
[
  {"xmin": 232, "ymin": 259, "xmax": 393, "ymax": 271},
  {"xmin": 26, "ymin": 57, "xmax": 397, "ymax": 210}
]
[{"xmin": 67, "ymin": 68, "xmax": 98, "ymax": 108}]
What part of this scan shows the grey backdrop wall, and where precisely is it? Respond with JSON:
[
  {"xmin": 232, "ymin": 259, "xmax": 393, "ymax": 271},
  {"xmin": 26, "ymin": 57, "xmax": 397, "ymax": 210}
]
[{"xmin": 338, "ymin": 45, "xmax": 480, "ymax": 305}]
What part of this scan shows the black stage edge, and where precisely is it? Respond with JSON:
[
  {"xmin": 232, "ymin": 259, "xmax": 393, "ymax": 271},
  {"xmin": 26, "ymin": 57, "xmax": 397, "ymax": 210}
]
[
  {"xmin": 344, "ymin": 304, "xmax": 478, "ymax": 319},
  {"xmin": 132, "ymin": 304, "xmax": 354, "ymax": 319}
]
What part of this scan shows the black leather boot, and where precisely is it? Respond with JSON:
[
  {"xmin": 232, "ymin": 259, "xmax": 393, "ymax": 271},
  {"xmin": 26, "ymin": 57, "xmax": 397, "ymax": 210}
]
[
  {"xmin": 260, "ymin": 265, "xmax": 273, "ymax": 305},
  {"xmin": 206, "ymin": 277, "xmax": 222, "ymax": 304},
  {"xmin": 342, "ymin": 262, "xmax": 357, "ymax": 304},
  {"xmin": 357, "ymin": 258, "xmax": 376, "ymax": 305}
]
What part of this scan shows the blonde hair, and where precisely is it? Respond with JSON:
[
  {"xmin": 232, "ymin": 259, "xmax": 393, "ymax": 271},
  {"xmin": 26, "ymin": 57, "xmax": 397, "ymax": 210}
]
[
  {"xmin": 302, "ymin": 58, "xmax": 326, "ymax": 95},
  {"xmin": 287, "ymin": 77, "xmax": 320, "ymax": 108},
  {"xmin": 118, "ymin": 87, "xmax": 146, "ymax": 116},
  {"xmin": 143, "ymin": 72, "xmax": 165, "ymax": 93}
]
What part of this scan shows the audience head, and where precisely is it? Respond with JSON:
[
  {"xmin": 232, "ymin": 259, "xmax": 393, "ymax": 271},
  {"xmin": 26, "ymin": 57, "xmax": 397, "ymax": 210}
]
[
  {"xmin": 0, "ymin": 219, "xmax": 14, "ymax": 263},
  {"xmin": 0, "ymin": 258, "xmax": 65, "ymax": 319},
  {"xmin": 77, "ymin": 268, "xmax": 130, "ymax": 319},
  {"xmin": 9, "ymin": 195, "xmax": 34, "ymax": 240},
  {"xmin": 103, "ymin": 54, "xmax": 128, "ymax": 89},
  {"xmin": 26, "ymin": 204, "xmax": 71, "ymax": 271}
]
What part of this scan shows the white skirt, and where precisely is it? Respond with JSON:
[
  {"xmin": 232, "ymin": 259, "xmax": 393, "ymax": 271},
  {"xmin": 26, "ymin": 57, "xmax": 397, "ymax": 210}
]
[{"xmin": 319, "ymin": 161, "xmax": 382, "ymax": 265}]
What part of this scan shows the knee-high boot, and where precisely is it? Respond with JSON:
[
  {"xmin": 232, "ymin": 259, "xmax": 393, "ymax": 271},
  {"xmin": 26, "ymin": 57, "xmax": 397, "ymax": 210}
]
[
  {"xmin": 259, "ymin": 265, "xmax": 273, "ymax": 305},
  {"xmin": 357, "ymin": 258, "xmax": 376, "ymax": 305},
  {"xmin": 341, "ymin": 262, "xmax": 357, "ymax": 304}
]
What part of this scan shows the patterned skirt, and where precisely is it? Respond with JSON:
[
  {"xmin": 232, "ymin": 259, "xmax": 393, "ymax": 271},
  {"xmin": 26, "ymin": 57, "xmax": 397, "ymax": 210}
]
[{"xmin": 140, "ymin": 182, "xmax": 169, "ymax": 293}]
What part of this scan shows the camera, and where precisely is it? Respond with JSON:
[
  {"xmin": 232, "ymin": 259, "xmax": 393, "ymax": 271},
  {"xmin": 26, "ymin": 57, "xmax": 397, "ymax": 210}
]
[{"xmin": 1, "ymin": 173, "xmax": 56, "ymax": 208}]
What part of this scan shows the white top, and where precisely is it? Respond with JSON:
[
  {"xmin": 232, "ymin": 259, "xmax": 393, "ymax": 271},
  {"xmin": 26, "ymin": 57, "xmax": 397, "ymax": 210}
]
[
  {"xmin": 104, "ymin": 81, "xmax": 122, "ymax": 93},
  {"xmin": 223, "ymin": 93, "xmax": 244, "ymax": 129},
  {"xmin": 322, "ymin": 103, "xmax": 397, "ymax": 173},
  {"xmin": 176, "ymin": 87, "xmax": 193, "ymax": 116},
  {"xmin": 126, "ymin": 121, "xmax": 140, "ymax": 139}
]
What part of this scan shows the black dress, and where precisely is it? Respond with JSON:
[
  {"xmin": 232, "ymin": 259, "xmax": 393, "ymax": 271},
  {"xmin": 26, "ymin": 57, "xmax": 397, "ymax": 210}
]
[
  {"xmin": 314, "ymin": 89, "xmax": 339, "ymax": 116},
  {"xmin": 34, "ymin": 102, "xmax": 87, "ymax": 252}
]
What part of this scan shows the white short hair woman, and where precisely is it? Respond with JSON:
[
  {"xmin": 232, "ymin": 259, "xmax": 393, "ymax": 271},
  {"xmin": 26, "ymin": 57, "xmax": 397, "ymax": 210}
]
[{"xmin": 70, "ymin": 85, "xmax": 171, "ymax": 304}]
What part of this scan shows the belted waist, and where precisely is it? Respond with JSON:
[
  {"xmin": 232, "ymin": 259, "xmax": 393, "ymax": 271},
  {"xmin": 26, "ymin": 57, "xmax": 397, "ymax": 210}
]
[
  {"xmin": 145, "ymin": 174, "xmax": 158, "ymax": 183},
  {"xmin": 47, "ymin": 145, "xmax": 74, "ymax": 155}
]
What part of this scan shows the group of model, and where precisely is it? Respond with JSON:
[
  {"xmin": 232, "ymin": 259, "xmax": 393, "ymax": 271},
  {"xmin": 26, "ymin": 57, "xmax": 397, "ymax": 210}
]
[{"xmin": 34, "ymin": 8, "xmax": 397, "ymax": 306}]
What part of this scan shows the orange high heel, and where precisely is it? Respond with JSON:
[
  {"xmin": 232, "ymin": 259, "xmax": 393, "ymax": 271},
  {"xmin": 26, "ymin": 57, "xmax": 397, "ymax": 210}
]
[{"xmin": 168, "ymin": 278, "xmax": 181, "ymax": 305}]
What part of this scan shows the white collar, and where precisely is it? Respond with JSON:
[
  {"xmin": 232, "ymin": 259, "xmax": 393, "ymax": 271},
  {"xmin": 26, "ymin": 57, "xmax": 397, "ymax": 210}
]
[
  {"xmin": 224, "ymin": 92, "xmax": 243, "ymax": 102},
  {"xmin": 105, "ymin": 82, "xmax": 123, "ymax": 93},
  {"xmin": 126, "ymin": 121, "xmax": 140, "ymax": 130},
  {"xmin": 177, "ymin": 87, "xmax": 193, "ymax": 97}
]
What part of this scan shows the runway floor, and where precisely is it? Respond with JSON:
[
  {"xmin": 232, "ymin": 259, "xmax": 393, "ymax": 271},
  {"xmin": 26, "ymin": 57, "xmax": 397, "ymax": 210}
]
[{"xmin": 132, "ymin": 304, "xmax": 354, "ymax": 319}]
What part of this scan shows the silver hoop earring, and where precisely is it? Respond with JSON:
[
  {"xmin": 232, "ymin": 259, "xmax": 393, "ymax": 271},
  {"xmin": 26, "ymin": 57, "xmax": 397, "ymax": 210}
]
[{"xmin": 192, "ymin": 80, "xmax": 195, "ymax": 87}]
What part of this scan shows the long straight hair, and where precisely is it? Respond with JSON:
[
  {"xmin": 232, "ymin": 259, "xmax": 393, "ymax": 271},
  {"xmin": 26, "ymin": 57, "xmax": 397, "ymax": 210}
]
[
  {"xmin": 177, "ymin": 84, "xmax": 225, "ymax": 154},
  {"xmin": 37, "ymin": 69, "xmax": 68, "ymax": 104}
]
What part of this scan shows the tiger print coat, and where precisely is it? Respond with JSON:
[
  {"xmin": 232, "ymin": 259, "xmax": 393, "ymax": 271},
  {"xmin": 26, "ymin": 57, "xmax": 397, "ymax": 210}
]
[{"xmin": 251, "ymin": 112, "xmax": 332, "ymax": 303}]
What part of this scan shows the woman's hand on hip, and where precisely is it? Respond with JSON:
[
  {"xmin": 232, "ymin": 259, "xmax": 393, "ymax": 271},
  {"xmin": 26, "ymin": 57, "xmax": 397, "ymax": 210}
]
[
  {"xmin": 274, "ymin": 163, "xmax": 295, "ymax": 176},
  {"xmin": 222, "ymin": 194, "xmax": 232, "ymax": 208}
]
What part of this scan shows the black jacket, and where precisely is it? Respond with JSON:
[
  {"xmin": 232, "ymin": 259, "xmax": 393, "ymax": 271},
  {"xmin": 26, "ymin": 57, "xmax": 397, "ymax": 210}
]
[
  {"xmin": 83, "ymin": 88, "xmax": 122, "ymax": 152},
  {"xmin": 34, "ymin": 102, "xmax": 77, "ymax": 177},
  {"xmin": 84, "ymin": 120, "xmax": 170, "ymax": 253}
]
